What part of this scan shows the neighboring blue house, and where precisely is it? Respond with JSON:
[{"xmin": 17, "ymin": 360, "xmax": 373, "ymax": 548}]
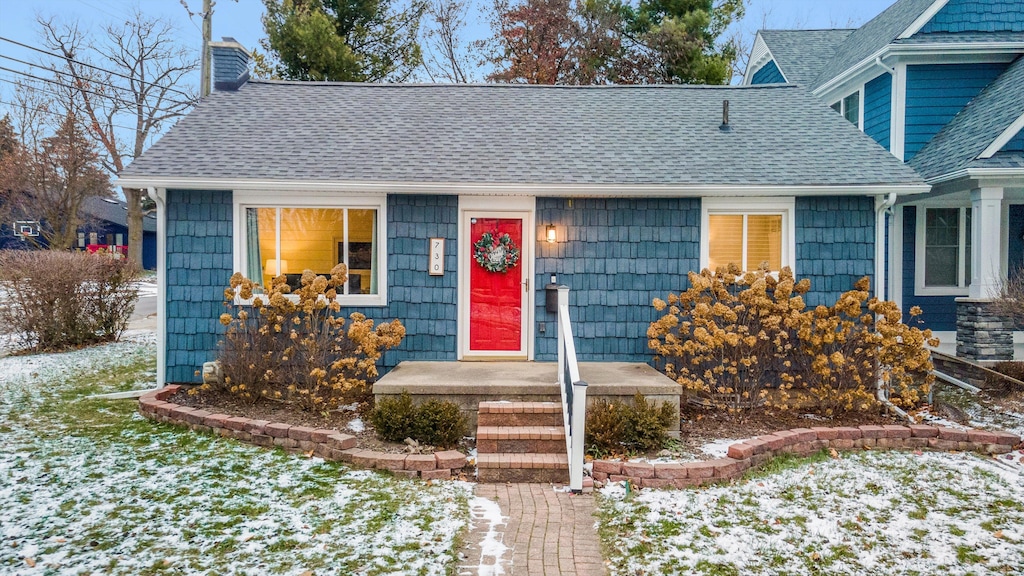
[
  {"xmin": 78, "ymin": 196, "xmax": 158, "ymax": 270},
  {"xmin": 745, "ymin": 0, "xmax": 1024, "ymax": 360},
  {"xmin": 118, "ymin": 39, "xmax": 926, "ymax": 386}
]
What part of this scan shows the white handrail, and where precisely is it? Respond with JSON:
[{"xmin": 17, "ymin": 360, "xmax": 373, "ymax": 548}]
[{"xmin": 556, "ymin": 285, "xmax": 587, "ymax": 493}]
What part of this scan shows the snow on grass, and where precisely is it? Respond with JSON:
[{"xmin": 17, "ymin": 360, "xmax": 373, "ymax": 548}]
[
  {"xmin": 0, "ymin": 335, "xmax": 471, "ymax": 575},
  {"xmin": 598, "ymin": 449, "xmax": 1024, "ymax": 575}
]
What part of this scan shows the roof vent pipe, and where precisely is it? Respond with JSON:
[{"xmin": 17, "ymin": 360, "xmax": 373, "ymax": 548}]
[{"xmin": 720, "ymin": 100, "xmax": 730, "ymax": 131}]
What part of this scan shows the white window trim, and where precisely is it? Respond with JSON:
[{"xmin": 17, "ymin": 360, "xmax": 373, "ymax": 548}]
[
  {"xmin": 700, "ymin": 197, "xmax": 796, "ymax": 275},
  {"xmin": 232, "ymin": 190, "xmax": 388, "ymax": 307},
  {"xmin": 830, "ymin": 86, "xmax": 865, "ymax": 131},
  {"xmin": 914, "ymin": 202, "xmax": 970, "ymax": 296}
]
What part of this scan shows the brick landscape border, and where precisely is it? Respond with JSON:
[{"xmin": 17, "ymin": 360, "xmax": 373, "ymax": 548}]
[
  {"xmin": 592, "ymin": 424, "xmax": 1022, "ymax": 490},
  {"xmin": 139, "ymin": 385, "xmax": 468, "ymax": 480}
]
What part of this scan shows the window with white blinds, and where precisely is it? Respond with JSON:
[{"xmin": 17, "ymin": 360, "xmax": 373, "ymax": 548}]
[{"xmin": 702, "ymin": 198, "xmax": 794, "ymax": 274}]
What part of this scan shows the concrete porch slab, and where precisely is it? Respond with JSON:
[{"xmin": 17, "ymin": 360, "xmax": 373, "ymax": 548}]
[{"xmin": 373, "ymin": 361, "xmax": 682, "ymax": 432}]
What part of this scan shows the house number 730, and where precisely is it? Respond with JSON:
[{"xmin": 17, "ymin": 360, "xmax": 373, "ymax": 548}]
[{"xmin": 429, "ymin": 238, "xmax": 445, "ymax": 276}]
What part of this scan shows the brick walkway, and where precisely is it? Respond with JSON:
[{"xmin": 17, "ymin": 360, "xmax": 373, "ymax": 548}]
[{"xmin": 458, "ymin": 483, "xmax": 608, "ymax": 576}]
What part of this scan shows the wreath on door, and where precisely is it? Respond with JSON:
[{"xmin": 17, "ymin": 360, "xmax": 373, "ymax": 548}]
[{"xmin": 473, "ymin": 231, "xmax": 520, "ymax": 273}]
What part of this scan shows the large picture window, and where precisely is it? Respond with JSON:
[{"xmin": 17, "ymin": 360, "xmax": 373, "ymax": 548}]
[
  {"xmin": 916, "ymin": 206, "xmax": 971, "ymax": 294},
  {"xmin": 235, "ymin": 194, "xmax": 386, "ymax": 306},
  {"xmin": 701, "ymin": 198, "xmax": 794, "ymax": 274}
]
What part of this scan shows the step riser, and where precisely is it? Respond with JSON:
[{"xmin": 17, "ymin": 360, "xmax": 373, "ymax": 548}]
[
  {"xmin": 478, "ymin": 468, "xmax": 568, "ymax": 483},
  {"xmin": 477, "ymin": 412, "xmax": 563, "ymax": 427},
  {"xmin": 477, "ymin": 438, "xmax": 566, "ymax": 454}
]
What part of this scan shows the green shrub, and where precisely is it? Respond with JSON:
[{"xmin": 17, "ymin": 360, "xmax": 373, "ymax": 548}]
[
  {"xmin": 412, "ymin": 399, "xmax": 467, "ymax": 449},
  {"xmin": 369, "ymin": 391, "xmax": 417, "ymax": 443},
  {"xmin": 370, "ymin": 392, "xmax": 467, "ymax": 449},
  {"xmin": 586, "ymin": 392, "xmax": 677, "ymax": 457}
]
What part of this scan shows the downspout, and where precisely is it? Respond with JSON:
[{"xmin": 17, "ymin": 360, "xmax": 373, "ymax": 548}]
[
  {"xmin": 874, "ymin": 192, "xmax": 910, "ymax": 421},
  {"xmin": 873, "ymin": 56, "xmax": 895, "ymax": 76},
  {"xmin": 149, "ymin": 187, "xmax": 167, "ymax": 389}
]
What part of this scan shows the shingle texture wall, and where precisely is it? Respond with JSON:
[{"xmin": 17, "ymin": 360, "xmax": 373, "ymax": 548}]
[
  {"xmin": 345, "ymin": 195, "xmax": 459, "ymax": 369},
  {"xmin": 919, "ymin": 0, "xmax": 1024, "ymax": 33},
  {"xmin": 164, "ymin": 192, "xmax": 456, "ymax": 383},
  {"xmin": 795, "ymin": 196, "xmax": 875, "ymax": 307},
  {"xmin": 864, "ymin": 73, "xmax": 892, "ymax": 150},
  {"xmin": 533, "ymin": 198, "xmax": 699, "ymax": 362},
  {"xmin": 165, "ymin": 189, "xmax": 233, "ymax": 383},
  {"xmin": 751, "ymin": 60, "xmax": 785, "ymax": 84}
]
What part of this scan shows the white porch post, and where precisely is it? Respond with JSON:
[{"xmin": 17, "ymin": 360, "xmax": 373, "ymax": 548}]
[{"xmin": 968, "ymin": 187, "xmax": 1004, "ymax": 299}]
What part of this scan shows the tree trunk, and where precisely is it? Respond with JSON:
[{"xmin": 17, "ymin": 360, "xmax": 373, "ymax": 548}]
[{"xmin": 125, "ymin": 187, "xmax": 144, "ymax": 265}]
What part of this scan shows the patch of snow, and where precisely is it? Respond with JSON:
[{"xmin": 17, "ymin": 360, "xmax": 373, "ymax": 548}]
[
  {"xmin": 600, "ymin": 450, "xmax": 1024, "ymax": 575},
  {"xmin": 461, "ymin": 496, "xmax": 509, "ymax": 576},
  {"xmin": 700, "ymin": 437, "xmax": 751, "ymax": 459},
  {"xmin": 347, "ymin": 417, "xmax": 365, "ymax": 433}
]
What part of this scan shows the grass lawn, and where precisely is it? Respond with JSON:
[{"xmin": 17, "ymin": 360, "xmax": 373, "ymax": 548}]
[
  {"xmin": 598, "ymin": 449, "xmax": 1024, "ymax": 576},
  {"xmin": 0, "ymin": 334, "xmax": 471, "ymax": 575}
]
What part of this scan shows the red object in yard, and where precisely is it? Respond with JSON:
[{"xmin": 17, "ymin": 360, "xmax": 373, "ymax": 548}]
[{"xmin": 85, "ymin": 244, "xmax": 128, "ymax": 258}]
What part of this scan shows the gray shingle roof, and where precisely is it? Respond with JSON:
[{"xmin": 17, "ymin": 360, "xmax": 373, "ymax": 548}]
[
  {"xmin": 756, "ymin": 29, "xmax": 854, "ymax": 86},
  {"xmin": 81, "ymin": 197, "xmax": 157, "ymax": 233},
  {"xmin": 811, "ymin": 0, "xmax": 937, "ymax": 89},
  {"xmin": 120, "ymin": 81, "xmax": 923, "ymax": 188},
  {"xmin": 910, "ymin": 55, "xmax": 1024, "ymax": 179}
]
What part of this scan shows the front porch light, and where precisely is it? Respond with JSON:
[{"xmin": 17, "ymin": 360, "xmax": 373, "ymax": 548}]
[{"xmin": 546, "ymin": 224, "xmax": 556, "ymax": 243}]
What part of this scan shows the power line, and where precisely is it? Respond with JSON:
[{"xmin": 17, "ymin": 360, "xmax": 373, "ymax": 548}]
[
  {"xmin": 0, "ymin": 97, "xmax": 141, "ymax": 133},
  {"xmin": 0, "ymin": 53, "xmax": 192, "ymax": 108},
  {"xmin": 0, "ymin": 35, "xmax": 197, "ymax": 100},
  {"xmin": 0, "ymin": 62, "xmax": 195, "ymax": 116}
]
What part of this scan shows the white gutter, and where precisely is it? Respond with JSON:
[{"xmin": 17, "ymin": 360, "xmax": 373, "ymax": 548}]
[
  {"xmin": 116, "ymin": 177, "xmax": 931, "ymax": 198},
  {"xmin": 149, "ymin": 186, "xmax": 167, "ymax": 389},
  {"xmin": 923, "ymin": 166, "xmax": 1024, "ymax": 186},
  {"xmin": 875, "ymin": 191, "xmax": 912, "ymax": 422},
  {"xmin": 875, "ymin": 192, "xmax": 898, "ymax": 301}
]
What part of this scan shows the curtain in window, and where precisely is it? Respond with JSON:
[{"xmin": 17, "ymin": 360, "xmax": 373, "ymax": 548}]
[
  {"xmin": 370, "ymin": 213, "xmax": 378, "ymax": 294},
  {"xmin": 246, "ymin": 208, "xmax": 262, "ymax": 283}
]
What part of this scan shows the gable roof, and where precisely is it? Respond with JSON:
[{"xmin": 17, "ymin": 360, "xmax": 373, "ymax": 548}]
[
  {"xmin": 80, "ymin": 196, "xmax": 157, "ymax": 233},
  {"xmin": 909, "ymin": 55, "xmax": 1024, "ymax": 180},
  {"xmin": 756, "ymin": 29, "xmax": 854, "ymax": 86},
  {"xmin": 119, "ymin": 81, "xmax": 924, "ymax": 192},
  {"xmin": 811, "ymin": 0, "xmax": 939, "ymax": 89}
]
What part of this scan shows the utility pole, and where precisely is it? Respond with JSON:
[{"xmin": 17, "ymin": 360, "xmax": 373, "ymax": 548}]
[{"xmin": 200, "ymin": 0, "xmax": 213, "ymax": 96}]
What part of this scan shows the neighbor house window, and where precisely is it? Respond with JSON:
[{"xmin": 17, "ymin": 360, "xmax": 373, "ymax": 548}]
[
  {"xmin": 235, "ymin": 194, "xmax": 387, "ymax": 306},
  {"xmin": 831, "ymin": 90, "xmax": 862, "ymax": 129},
  {"xmin": 701, "ymin": 198, "xmax": 795, "ymax": 274},
  {"xmin": 916, "ymin": 206, "xmax": 971, "ymax": 294}
]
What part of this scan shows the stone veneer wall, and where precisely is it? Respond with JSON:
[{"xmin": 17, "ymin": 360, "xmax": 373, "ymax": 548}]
[{"xmin": 956, "ymin": 299, "xmax": 1014, "ymax": 361}]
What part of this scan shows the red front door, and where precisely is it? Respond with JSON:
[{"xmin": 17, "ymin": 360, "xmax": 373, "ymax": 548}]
[{"xmin": 469, "ymin": 217, "xmax": 524, "ymax": 352}]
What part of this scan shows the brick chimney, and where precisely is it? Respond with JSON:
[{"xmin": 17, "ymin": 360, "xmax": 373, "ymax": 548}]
[{"xmin": 209, "ymin": 37, "xmax": 250, "ymax": 91}]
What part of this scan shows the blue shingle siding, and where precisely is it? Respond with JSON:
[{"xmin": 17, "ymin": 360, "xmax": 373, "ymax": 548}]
[
  {"xmin": 901, "ymin": 206, "xmax": 957, "ymax": 331},
  {"xmin": 165, "ymin": 189, "xmax": 234, "ymax": 383},
  {"xmin": 751, "ymin": 59, "xmax": 786, "ymax": 84},
  {"xmin": 321, "ymin": 195, "xmax": 459, "ymax": 372},
  {"xmin": 534, "ymin": 198, "xmax": 700, "ymax": 362},
  {"xmin": 164, "ymin": 193, "xmax": 457, "ymax": 383},
  {"xmin": 904, "ymin": 63, "xmax": 1009, "ymax": 161},
  {"xmin": 919, "ymin": 0, "xmax": 1024, "ymax": 34},
  {"xmin": 795, "ymin": 196, "xmax": 876, "ymax": 307},
  {"xmin": 863, "ymin": 73, "xmax": 892, "ymax": 150}
]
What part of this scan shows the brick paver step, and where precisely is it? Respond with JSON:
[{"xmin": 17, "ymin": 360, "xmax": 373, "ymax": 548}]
[
  {"xmin": 477, "ymin": 426, "xmax": 566, "ymax": 441},
  {"xmin": 477, "ymin": 453, "xmax": 568, "ymax": 469},
  {"xmin": 478, "ymin": 401, "xmax": 562, "ymax": 414}
]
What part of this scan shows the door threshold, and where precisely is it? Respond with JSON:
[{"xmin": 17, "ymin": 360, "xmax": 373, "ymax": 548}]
[{"xmin": 460, "ymin": 356, "xmax": 530, "ymax": 362}]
